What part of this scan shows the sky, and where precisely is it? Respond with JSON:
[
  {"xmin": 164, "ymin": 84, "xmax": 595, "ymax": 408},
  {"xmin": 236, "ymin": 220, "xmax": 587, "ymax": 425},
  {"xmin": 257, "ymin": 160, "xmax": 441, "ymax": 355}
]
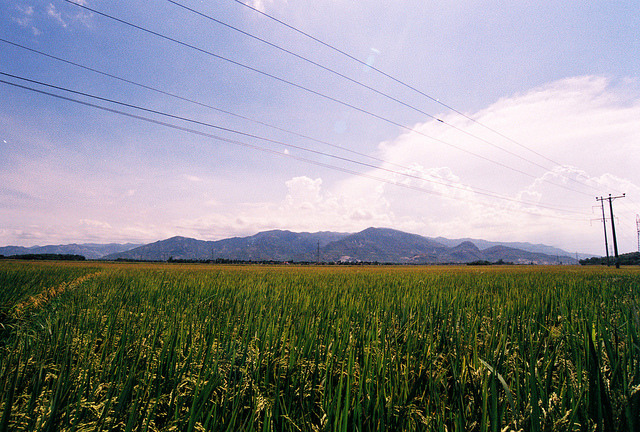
[{"xmin": 1, "ymin": 0, "xmax": 639, "ymax": 255}]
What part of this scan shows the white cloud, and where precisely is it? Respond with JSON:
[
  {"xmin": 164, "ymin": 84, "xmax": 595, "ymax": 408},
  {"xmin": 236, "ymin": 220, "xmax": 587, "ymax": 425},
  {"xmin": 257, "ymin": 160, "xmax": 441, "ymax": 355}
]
[
  {"xmin": 12, "ymin": 4, "xmax": 41, "ymax": 35},
  {"xmin": 171, "ymin": 175, "xmax": 394, "ymax": 240},
  {"xmin": 47, "ymin": 3, "xmax": 67, "ymax": 28},
  {"xmin": 379, "ymin": 77, "xmax": 639, "ymax": 190},
  {"xmin": 43, "ymin": 1, "xmax": 94, "ymax": 30},
  {"xmin": 12, "ymin": 2, "xmax": 92, "ymax": 34},
  {"xmin": 19, "ymin": 5, "xmax": 34, "ymax": 15},
  {"xmin": 379, "ymin": 77, "xmax": 639, "ymax": 186},
  {"xmin": 284, "ymin": 176, "xmax": 323, "ymax": 208},
  {"xmin": 246, "ymin": 0, "xmax": 274, "ymax": 12},
  {"xmin": 79, "ymin": 219, "xmax": 112, "ymax": 229},
  {"xmin": 11, "ymin": 16, "xmax": 30, "ymax": 26}
]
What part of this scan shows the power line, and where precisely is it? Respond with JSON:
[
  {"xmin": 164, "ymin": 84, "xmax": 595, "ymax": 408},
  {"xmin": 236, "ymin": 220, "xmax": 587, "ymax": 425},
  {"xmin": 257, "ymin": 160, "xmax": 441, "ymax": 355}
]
[
  {"xmin": 166, "ymin": 0, "xmax": 612, "ymax": 197},
  {"xmin": 0, "ymin": 75, "xmax": 591, "ymax": 220},
  {"xmin": 59, "ymin": 0, "xmax": 596, "ymax": 198},
  {"xmin": 225, "ymin": 0, "xmax": 571, "ymax": 165},
  {"xmin": 226, "ymin": 0, "xmax": 617, "ymax": 196},
  {"xmin": 165, "ymin": 0, "xmax": 578, "ymax": 180},
  {"xmin": 0, "ymin": 38, "xmax": 588, "ymax": 213},
  {"xmin": 0, "ymin": 39, "xmax": 382, "ymax": 162},
  {"xmin": 0, "ymin": 37, "xmax": 507, "ymax": 199},
  {"xmin": 1, "ymin": 71, "xmax": 590, "ymax": 215}
]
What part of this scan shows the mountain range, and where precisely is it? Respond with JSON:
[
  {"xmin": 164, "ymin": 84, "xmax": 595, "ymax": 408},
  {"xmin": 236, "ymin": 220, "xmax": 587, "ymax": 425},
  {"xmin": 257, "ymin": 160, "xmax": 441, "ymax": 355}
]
[
  {"xmin": 0, "ymin": 242, "xmax": 142, "ymax": 260},
  {"xmin": 1, "ymin": 228, "xmax": 584, "ymax": 264},
  {"xmin": 98, "ymin": 227, "xmax": 579, "ymax": 264}
]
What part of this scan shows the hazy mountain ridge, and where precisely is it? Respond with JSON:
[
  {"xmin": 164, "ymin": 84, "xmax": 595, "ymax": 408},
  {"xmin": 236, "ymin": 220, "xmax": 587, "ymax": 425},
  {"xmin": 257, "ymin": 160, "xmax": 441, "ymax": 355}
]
[
  {"xmin": 0, "ymin": 243, "xmax": 142, "ymax": 259},
  {"xmin": 103, "ymin": 230, "xmax": 349, "ymax": 262},
  {"xmin": 1, "ymin": 228, "xmax": 582, "ymax": 264},
  {"xmin": 430, "ymin": 236, "xmax": 592, "ymax": 260},
  {"xmin": 320, "ymin": 228, "xmax": 449, "ymax": 263},
  {"xmin": 101, "ymin": 228, "xmax": 578, "ymax": 264}
]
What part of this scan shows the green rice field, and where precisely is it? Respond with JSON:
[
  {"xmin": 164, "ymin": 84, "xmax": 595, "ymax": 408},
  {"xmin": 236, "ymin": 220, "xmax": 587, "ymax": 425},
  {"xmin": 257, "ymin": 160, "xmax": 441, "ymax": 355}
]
[{"xmin": 0, "ymin": 260, "xmax": 639, "ymax": 431}]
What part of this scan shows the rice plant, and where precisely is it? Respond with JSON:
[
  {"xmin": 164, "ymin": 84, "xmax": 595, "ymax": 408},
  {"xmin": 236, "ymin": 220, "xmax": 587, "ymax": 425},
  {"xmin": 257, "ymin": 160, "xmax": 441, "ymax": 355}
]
[{"xmin": 0, "ymin": 261, "xmax": 638, "ymax": 431}]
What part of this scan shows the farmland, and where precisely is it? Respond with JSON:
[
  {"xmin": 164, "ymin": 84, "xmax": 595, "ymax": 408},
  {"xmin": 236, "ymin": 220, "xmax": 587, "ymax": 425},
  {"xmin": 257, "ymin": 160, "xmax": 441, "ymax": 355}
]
[{"xmin": 0, "ymin": 261, "xmax": 639, "ymax": 431}]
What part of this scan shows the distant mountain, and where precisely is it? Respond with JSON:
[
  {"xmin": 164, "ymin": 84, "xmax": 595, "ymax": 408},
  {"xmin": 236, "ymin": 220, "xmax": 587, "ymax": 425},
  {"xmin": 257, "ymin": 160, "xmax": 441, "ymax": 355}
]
[
  {"xmin": 210, "ymin": 230, "xmax": 348, "ymax": 262},
  {"xmin": 1, "ymin": 228, "xmax": 581, "ymax": 264},
  {"xmin": 320, "ymin": 228, "xmax": 448, "ymax": 263},
  {"xmin": 0, "ymin": 243, "xmax": 141, "ymax": 259},
  {"xmin": 110, "ymin": 236, "xmax": 213, "ymax": 261},
  {"xmin": 103, "ymin": 227, "xmax": 578, "ymax": 264},
  {"xmin": 0, "ymin": 246, "xmax": 31, "ymax": 257},
  {"xmin": 103, "ymin": 230, "xmax": 349, "ymax": 262},
  {"xmin": 440, "ymin": 241, "xmax": 484, "ymax": 263},
  {"xmin": 430, "ymin": 236, "xmax": 592, "ymax": 260},
  {"xmin": 478, "ymin": 245, "xmax": 572, "ymax": 265}
]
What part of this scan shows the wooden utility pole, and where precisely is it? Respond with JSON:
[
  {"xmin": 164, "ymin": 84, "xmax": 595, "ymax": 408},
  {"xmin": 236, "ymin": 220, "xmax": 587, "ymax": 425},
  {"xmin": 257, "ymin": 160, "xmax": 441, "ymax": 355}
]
[
  {"xmin": 597, "ymin": 194, "xmax": 625, "ymax": 268},
  {"xmin": 597, "ymin": 199, "xmax": 611, "ymax": 266},
  {"xmin": 636, "ymin": 214, "xmax": 640, "ymax": 253}
]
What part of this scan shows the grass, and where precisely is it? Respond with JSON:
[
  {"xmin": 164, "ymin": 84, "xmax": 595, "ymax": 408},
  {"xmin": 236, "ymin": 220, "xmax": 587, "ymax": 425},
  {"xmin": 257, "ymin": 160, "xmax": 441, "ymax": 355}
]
[{"xmin": 0, "ymin": 260, "xmax": 639, "ymax": 431}]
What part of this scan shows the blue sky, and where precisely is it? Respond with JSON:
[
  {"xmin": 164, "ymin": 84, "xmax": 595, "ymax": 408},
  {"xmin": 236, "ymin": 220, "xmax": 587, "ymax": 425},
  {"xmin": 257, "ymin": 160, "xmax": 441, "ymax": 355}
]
[{"xmin": 1, "ymin": 0, "xmax": 639, "ymax": 255}]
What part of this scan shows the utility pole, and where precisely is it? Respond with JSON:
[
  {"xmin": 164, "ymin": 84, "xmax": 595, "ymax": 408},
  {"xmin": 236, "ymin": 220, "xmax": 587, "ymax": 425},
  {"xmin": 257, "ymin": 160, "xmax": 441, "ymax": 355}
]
[
  {"xmin": 594, "ymin": 199, "xmax": 610, "ymax": 266},
  {"xmin": 636, "ymin": 214, "xmax": 640, "ymax": 253},
  {"xmin": 316, "ymin": 241, "xmax": 320, "ymax": 265},
  {"xmin": 597, "ymin": 194, "xmax": 625, "ymax": 268}
]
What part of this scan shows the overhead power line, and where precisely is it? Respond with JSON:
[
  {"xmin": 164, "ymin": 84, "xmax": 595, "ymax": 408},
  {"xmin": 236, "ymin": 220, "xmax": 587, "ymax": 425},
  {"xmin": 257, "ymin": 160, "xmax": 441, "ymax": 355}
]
[
  {"xmin": 60, "ymin": 0, "xmax": 596, "ymax": 198},
  {"xmin": 226, "ymin": 0, "xmax": 619, "ymax": 196},
  {"xmin": 165, "ymin": 0, "xmax": 574, "ymax": 179},
  {"xmin": 0, "ymin": 73, "xmax": 591, "ymax": 220},
  {"xmin": 1, "ymin": 38, "xmax": 532, "ymax": 202}
]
